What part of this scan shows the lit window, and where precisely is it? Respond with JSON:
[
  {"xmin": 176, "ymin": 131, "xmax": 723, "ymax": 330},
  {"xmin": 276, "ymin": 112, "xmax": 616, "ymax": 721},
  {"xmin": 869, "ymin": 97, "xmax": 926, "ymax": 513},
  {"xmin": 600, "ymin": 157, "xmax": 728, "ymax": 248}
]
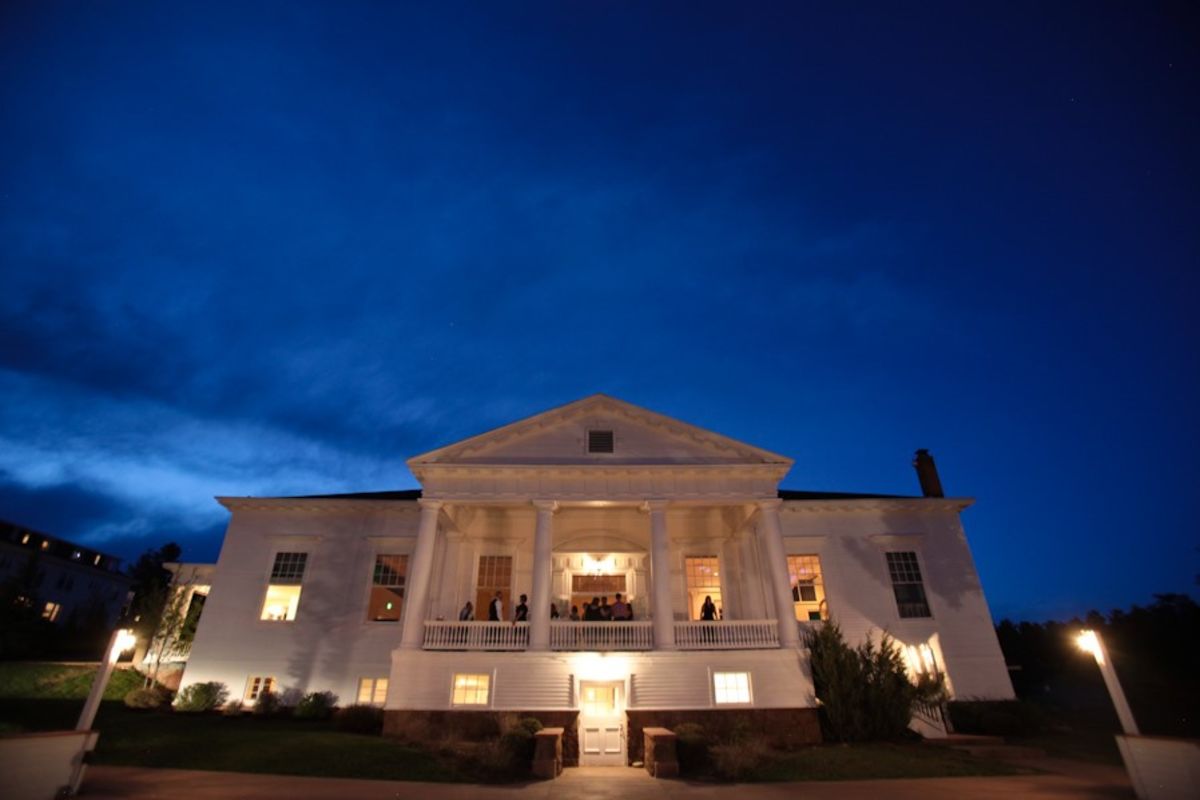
[
  {"xmin": 886, "ymin": 551, "xmax": 932, "ymax": 618},
  {"xmin": 787, "ymin": 555, "xmax": 827, "ymax": 621},
  {"xmin": 42, "ymin": 601, "xmax": 61, "ymax": 621},
  {"xmin": 685, "ymin": 556, "xmax": 721, "ymax": 620},
  {"xmin": 40, "ymin": 540, "xmax": 49, "ymax": 550},
  {"xmin": 474, "ymin": 556, "xmax": 512, "ymax": 620},
  {"xmin": 21, "ymin": 533, "xmax": 30, "ymax": 544},
  {"xmin": 452, "ymin": 673, "xmax": 490, "ymax": 706},
  {"xmin": 368, "ymin": 554, "xmax": 407, "ymax": 621},
  {"xmin": 261, "ymin": 552, "xmax": 307, "ymax": 621},
  {"xmin": 244, "ymin": 676, "xmax": 276, "ymax": 703},
  {"xmin": 260, "ymin": 584, "xmax": 302, "ymax": 621},
  {"xmin": 358, "ymin": 677, "xmax": 389, "ymax": 705},
  {"xmin": 93, "ymin": 554, "xmax": 102, "ymax": 566},
  {"xmin": 713, "ymin": 671, "xmax": 751, "ymax": 704}
]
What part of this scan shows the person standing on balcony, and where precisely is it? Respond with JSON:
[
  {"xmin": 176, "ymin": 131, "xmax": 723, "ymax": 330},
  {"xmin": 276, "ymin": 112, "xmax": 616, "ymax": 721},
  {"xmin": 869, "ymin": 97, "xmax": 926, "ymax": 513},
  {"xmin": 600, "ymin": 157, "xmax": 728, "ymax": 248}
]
[
  {"xmin": 599, "ymin": 596, "xmax": 612, "ymax": 621},
  {"xmin": 458, "ymin": 601, "xmax": 473, "ymax": 621},
  {"xmin": 569, "ymin": 605, "xmax": 581, "ymax": 621},
  {"xmin": 514, "ymin": 594, "xmax": 529, "ymax": 622},
  {"xmin": 489, "ymin": 591, "xmax": 504, "ymax": 621},
  {"xmin": 611, "ymin": 593, "xmax": 630, "ymax": 621},
  {"xmin": 701, "ymin": 595, "xmax": 717, "ymax": 621}
]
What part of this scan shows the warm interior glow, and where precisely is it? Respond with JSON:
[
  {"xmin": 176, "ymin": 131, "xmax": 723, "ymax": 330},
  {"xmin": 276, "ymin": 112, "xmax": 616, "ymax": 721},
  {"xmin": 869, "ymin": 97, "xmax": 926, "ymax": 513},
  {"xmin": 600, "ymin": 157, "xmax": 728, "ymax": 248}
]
[
  {"xmin": 572, "ymin": 652, "xmax": 630, "ymax": 682},
  {"xmin": 261, "ymin": 585, "xmax": 302, "ymax": 621},
  {"xmin": 713, "ymin": 671, "xmax": 751, "ymax": 704},
  {"xmin": 452, "ymin": 673, "xmax": 490, "ymax": 705},
  {"xmin": 582, "ymin": 554, "xmax": 616, "ymax": 575}
]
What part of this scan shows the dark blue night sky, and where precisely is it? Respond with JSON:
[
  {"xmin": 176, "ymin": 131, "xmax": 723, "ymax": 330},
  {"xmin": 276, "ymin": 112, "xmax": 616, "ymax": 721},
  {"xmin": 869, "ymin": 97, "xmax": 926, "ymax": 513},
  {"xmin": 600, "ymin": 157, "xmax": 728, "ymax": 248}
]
[{"xmin": 2, "ymin": 2, "xmax": 1197, "ymax": 622}]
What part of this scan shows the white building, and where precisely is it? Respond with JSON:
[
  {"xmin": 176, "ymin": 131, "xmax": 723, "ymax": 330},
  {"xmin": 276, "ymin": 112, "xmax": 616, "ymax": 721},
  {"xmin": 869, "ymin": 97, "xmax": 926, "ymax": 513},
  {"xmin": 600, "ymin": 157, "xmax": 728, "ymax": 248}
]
[{"xmin": 177, "ymin": 394, "xmax": 1014, "ymax": 764}]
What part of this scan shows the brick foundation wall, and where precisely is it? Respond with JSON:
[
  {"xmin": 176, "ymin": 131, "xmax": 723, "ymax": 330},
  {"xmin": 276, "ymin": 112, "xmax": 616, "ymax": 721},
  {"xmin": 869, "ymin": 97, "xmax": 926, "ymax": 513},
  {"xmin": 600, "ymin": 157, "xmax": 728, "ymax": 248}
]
[
  {"xmin": 625, "ymin": 708, "xmax": 821, "ymax": 763},
  {"xmin": 383, "ymin": 710, "xmax": 581, "ymax": 766}
]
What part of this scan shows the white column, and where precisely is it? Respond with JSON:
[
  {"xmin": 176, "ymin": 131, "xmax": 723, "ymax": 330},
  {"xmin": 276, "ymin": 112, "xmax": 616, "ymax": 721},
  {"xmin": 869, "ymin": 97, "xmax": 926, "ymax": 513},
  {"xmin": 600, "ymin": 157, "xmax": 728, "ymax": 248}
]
[
  {"xmin": 645, "ymin": 500, "xmax": 676, "ymax": 650},
  {"xmin": 399, "ymin": 499, "xmax": 443, "ymax": 650},
  {"xmin": 529, "ymin": 500, "xmax": 557, "ymax": 651},
  {"xmin": 757, "ymin": 499, "xmax": 800, "ymax": 648}
]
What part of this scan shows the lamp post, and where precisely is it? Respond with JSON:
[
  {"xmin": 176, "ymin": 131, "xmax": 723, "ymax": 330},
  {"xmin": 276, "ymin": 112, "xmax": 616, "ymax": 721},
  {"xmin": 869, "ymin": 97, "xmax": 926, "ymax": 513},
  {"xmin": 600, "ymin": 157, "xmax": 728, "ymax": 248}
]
[
  {"xmin": 76, "ymin": 628, "xmax": 137, "ymax": 732},
  {"xmin": 1076, "ymin": 629, "xmax": 1139, "ymax": 735}
]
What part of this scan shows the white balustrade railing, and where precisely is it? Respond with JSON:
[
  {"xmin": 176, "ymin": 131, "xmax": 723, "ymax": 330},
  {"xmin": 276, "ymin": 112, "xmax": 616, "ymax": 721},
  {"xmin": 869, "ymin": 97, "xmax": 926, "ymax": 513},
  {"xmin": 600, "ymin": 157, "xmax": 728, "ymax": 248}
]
[
  {"xmin": 550, "ymin": 621, "xmax": 653, "ymax": 651},
  {"xmin": 674, "ymin": 619, "xmax": 780, "ymax": 650},
  {"xmin": 423, "ymin": 621, "xmax": 529, "ymax": 650}
]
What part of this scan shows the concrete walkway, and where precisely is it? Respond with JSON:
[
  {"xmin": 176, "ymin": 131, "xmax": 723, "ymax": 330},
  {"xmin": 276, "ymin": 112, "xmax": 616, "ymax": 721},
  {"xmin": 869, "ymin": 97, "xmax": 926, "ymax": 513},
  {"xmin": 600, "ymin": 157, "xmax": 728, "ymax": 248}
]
[{"xmin": 81, "ymin": 760, "xmax": 1133, "ymax": 800}]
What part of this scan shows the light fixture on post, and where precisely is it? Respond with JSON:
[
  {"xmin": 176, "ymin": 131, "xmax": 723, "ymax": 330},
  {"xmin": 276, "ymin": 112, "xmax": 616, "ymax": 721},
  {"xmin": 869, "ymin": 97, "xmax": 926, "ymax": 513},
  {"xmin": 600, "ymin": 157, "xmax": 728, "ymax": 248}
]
[
  {"xmin": 1075, "ymin": 629, "xmax": 1139, "ymax": 735},
  {"xmin": 77, "ymin": 628, "xmax": 138, "ymax": 732}
]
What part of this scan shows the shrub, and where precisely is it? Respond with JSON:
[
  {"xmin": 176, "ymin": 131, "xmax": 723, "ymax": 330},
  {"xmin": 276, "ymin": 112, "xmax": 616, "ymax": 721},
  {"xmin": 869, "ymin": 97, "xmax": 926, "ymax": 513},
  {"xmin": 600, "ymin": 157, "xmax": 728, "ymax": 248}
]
[
  {"xmin": 124, "ymin": 686, "xmax": 169, "ymax": 709},
  {"xmin": 673, "ymin": 722, "xmax": 709, "ymax": 776},
  {"xmin": 294, "ymin": 691, "xmax": 337, "ymax": 720},
  {"xmin": 805, "ymin": 620, "xmax": 918, "ymax": 742},
  {"xmin": 174, "ymin": 681, "xmax": 229, "ymax": 712},
  {"xmin": 334, "ymin": 704, "xmax": 384, "ymax": 734},
  {"xmin": 498, "ymin": 716, "xmax": 543, "ymax": 772},
  {"xmin": 253, "ymin": 689, "xmax": 280, "ymax": 716},
  {"xmin": 222, "ymin": 700, "xmax": 244, "ymax": 716},
  {"xmin": 948, "ymin": 700, "xmax": 1047, "ymax": 737},
  {"xmin": 711, "ymin": 737, "xmax": 773, "ymax": 781}
]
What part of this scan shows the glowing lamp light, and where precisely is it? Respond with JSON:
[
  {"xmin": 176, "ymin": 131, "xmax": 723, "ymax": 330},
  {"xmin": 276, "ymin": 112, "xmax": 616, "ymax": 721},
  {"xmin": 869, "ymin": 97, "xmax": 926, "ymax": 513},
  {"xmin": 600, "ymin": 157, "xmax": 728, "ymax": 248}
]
[
  {"xmin": 115, "ymin": 628, "xmax": 137, "ymax": 653},
  {"xmin": 583, "ymin": 554, "xmax": 616, "ymax": 575},
  {"xmin": 1076, "ymin": 629, "xmax": 1101, "ymax": 659}
]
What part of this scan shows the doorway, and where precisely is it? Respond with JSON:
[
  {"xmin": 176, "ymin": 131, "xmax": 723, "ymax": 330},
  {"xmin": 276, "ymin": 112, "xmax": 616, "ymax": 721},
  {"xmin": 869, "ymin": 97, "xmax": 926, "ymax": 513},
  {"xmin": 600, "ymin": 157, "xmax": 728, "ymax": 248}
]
[{"xmin": 578, "ymin": 680, "xmax": 625, "ymax": 765}]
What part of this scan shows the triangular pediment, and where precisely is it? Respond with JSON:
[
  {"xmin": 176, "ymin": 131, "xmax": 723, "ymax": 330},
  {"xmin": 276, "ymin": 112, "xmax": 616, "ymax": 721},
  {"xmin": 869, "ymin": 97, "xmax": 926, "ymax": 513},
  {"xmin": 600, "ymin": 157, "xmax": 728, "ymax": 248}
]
[{"xmin": 408, "ymin": 394, "xmax": 792, "ymax": 469}]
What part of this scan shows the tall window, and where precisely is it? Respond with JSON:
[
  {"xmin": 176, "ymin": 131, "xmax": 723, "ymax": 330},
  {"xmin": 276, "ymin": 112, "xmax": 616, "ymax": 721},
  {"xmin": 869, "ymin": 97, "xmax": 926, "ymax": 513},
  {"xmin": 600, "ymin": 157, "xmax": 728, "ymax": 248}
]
[
  {"xmin": 474, "ymin": 556, "xmax": 512, "ymax": 620},
  {"xmin": 786, "ymin": 555, "xmax": 827, "ymax": 621},
  {"xmin": 261, "ymin": 552, "xmax": 307, "ymax": 621},
  {"xmin": 452, "ymin": 673, "xmax": 490, "ymax": 706},
  {"xmin": 886, "ymin": 551, "xmax": 931, "ymax": 618},
  {"xmin": 685, "ymin": 556, "xmax": 721, "ymax": 620},
  {"xmin": 368, "ymin": 554, "xmax": 407, "ymax": 621}
]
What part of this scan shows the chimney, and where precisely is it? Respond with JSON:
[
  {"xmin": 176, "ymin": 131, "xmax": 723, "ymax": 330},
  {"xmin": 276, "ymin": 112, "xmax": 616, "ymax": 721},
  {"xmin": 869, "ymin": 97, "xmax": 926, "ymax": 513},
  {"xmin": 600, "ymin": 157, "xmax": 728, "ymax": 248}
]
[{"xmin": 913, "ymin": 449, "xmax": 944, "ymax": 497}]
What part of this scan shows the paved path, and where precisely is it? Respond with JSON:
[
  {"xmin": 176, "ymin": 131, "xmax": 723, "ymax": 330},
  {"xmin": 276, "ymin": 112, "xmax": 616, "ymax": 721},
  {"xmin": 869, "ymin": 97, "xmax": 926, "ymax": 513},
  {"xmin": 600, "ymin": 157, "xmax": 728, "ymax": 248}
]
[{"xmin": 81, "ymin": 761, "xmax": 1133, "ymax": 800}]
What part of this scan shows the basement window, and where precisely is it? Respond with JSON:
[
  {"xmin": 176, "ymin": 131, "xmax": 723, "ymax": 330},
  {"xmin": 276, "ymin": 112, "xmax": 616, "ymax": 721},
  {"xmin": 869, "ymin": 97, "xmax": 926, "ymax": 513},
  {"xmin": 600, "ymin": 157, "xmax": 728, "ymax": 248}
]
[
  {"xmin": 451, "ymin": 673, "xmax": 491, "ymax": 706},
  {"xmin": 587, "ymin": 429, "xmax": 614, "ymax": 453},
  {"xmin": 713, "ymin": 671, "xmax": 752, "ymax": 705}
]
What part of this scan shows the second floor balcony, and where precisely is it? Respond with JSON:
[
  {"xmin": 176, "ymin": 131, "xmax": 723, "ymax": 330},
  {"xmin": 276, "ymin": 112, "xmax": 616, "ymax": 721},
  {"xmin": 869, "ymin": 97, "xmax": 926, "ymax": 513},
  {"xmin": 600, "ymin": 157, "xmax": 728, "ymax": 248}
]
[{"xmin": 421, "ymin": 619, "xmax": 784, "ymax": 652}]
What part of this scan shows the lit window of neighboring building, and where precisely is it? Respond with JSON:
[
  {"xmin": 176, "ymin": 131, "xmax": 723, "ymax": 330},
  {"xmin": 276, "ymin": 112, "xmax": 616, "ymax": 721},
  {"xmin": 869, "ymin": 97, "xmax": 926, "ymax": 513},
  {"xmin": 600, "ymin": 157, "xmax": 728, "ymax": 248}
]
[
  {"xmin": 261, "ymin": 552, "xmax": 307, "ymax": 621},
  {"xmin": 244, "ymin": 676, "xmax": 276, "ymax": 703},
  {"xmin": 42, "ymin": 601, "xmax": 61, "ymax": 621},
  {"xmin": 451, "ymin": 673, "xmax": 490, "ymax": 706},
  {"xmin": 357, "ymin": 677, "xmax": 389, "ymax": 705},
  {"xmin": 886, "ymin": 551, "xmax": 932, "ymax": 618},
  {"xmin": 713, "ymin": 671, "xmax": 751, "ymax": 704},
  {"xmin": 368, "ymin": 555, "xmax": 406, "ymax": 622}
]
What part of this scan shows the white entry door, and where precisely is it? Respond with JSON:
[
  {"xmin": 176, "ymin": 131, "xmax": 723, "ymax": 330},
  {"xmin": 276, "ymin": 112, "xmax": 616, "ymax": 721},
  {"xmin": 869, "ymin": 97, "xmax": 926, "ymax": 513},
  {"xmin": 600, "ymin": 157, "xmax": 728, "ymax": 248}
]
[{"xmin": 579, "ymin": 680, "xmax": 625, "ymax": 766}]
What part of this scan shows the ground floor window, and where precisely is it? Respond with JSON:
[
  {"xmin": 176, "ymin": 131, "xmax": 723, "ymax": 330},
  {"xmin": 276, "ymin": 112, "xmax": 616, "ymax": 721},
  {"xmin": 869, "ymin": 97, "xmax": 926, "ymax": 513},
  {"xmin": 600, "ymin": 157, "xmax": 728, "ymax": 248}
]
[
  {"xmin": 244, "ymin": 676, "xmax": 276, "ymax": 703},
  {"xmin": 451, "ymin": 673, "xmax": 490, "ymax": 706},
  {"xmin": 357, "ymin": 677, "xmax": 389, "ymax": 705},
  {"xmin": 786, "ymin": 554, "xmax": 828, "ymax": 621},
  {"xmin": 713, "ymin": 671, "xmax": 751, "ymax": 704}
]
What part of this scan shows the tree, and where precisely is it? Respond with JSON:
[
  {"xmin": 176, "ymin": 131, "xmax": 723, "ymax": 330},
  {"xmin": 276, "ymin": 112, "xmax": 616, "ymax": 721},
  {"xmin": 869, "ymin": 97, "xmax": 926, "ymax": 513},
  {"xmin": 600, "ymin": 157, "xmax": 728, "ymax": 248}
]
[{"xmin": 124, "ymin": 542, "xmax": 181, "ymax": 668}]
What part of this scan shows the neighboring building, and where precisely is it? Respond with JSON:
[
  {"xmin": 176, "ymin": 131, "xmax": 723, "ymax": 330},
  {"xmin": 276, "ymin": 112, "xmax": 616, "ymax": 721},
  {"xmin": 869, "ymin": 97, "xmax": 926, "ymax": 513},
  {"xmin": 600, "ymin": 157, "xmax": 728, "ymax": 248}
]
[
  {"xmin": 177, "ymin": 394, "xmax": 1014, "ymax": 763},
  {"xmin": 0, "ymin": 520, "xmax": 134, "ymax": 629},
  {"xmin": 139, "ymin": 562, "xmax": 214, "ymax": 689}
]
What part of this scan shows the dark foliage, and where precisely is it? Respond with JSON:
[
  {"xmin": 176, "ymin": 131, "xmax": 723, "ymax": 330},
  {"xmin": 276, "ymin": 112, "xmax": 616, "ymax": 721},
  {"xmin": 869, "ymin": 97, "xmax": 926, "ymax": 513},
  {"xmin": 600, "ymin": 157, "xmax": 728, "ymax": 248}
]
[
  {"xmin": 174, "ymin": 681, "xmax": 229, "ymax": 712},
  {"xmin": 333, "ymin": 704, "xmax": 384, "ymax": 734},
  {"xmin": 995, "ymin": 593, "xmax": 1200, "ymax": 737},
  {"xmin": 673, "ymin": 722, "xmax": 709, "ymax": 775},
  {"xmin": 294, "ymin": 691, "xmax": 337, "ymax": 720}
]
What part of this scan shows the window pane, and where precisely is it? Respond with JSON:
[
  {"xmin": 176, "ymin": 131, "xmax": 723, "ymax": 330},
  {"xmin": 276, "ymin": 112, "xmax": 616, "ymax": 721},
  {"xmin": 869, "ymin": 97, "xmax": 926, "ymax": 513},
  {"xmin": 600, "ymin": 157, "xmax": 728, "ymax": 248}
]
[
  {"xmin": 270, "ymin": 552, "xmax": 308, "ymax": 583},
  {"xmin": 714, "ymin": 671, "xmax": 751, "ymax": 704},
  {"xmin": 452, "ymin": 673, "xmax": 490, "ymax": 705},
  {"xmin": 357, "ymin": 678, "xmax": 374, "ymax": 704},
  {"xmin": 261, "ymin": 584, "xmax": 302, "ymax": 620},
  {"xmin": 886, "ymin": 551, "xmax": 931, "ymax": 618},
  {"xmin": 373, "ymin": 678, "xmax": 389, "ymax": 705},
  {"xmin": 369, "ymin": 555, "xmax": 407, "ymax": 621}
]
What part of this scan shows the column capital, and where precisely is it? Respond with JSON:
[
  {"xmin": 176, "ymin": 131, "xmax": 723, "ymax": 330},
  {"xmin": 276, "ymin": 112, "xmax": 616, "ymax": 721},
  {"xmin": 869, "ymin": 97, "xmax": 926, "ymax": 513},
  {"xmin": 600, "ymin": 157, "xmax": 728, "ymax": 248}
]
[
  {"xmin": 417, "ymin": 498, "xmax": 445, "ymax": 511},
  {"xmin": 756, "ymin": 498, "xmax": 783, "ymax": 512},
  {"xmin": 641, "ymin": 499, "xmax": 670, "ymax": 513},
  {"xmin": 531, "ymin": 499, "xmax": 559, "ymax": 513}
]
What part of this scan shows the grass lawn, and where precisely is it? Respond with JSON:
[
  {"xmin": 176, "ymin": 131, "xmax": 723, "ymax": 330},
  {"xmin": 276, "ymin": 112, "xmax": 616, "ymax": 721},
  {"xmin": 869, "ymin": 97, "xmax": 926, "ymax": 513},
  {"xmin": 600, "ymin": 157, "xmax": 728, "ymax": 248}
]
[
  {"xmin": 754, "ymin": 742, "xmax": 1028, "ymax": 782},
  {"xmin": 0, "ymin": 662, "xmax": 144, "ymax": 701}
]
